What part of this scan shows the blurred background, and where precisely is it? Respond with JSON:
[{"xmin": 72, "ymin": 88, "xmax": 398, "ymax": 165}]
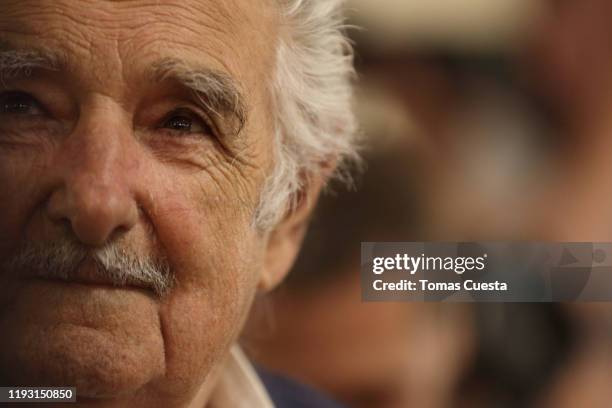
[{"xmin": 245, "ymin": 1, "xmax": 612, "ymax": 407}]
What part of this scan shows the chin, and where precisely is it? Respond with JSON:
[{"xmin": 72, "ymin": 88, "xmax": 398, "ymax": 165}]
[
  {"xmin": 0, "ymin": 283, "xmax": 166, "ymax": 399},
  {"xmin": 0, "ymin": 321, "xmax": 165, "ymax": 399}
]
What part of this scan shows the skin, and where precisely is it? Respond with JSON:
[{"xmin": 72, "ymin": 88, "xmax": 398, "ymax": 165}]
[{"xmin": 0, "ymin": 1, "xmax": 321, "ymax": 406}]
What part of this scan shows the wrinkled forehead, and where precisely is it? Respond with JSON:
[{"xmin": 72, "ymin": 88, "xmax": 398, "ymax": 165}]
[{"xmin": 0, "ymin": 0, "xmax": 280, "ymax": 95}]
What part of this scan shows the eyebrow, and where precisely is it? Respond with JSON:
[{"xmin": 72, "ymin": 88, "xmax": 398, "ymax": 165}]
[
  {"xmin": 0, "ymin": 43, "xmax": 248, "ymax": 136},
  {"xmin": 150, "ymin": 58, "xmax": 248, "ymax": 136},
  {"xmin": 0, "ymin": 43, "xmax": 60, "ymax": 85}
]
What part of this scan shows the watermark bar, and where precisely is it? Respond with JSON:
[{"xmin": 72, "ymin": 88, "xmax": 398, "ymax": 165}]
[
  {"xmin": 361, "ymin": 242, "xmax": 612, "ymax": 302},
  {"xmin": 0, "ymin": 387, "xmax": 76, "ymax": 403}
]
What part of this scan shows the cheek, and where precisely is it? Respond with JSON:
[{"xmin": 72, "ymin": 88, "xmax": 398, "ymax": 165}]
[
  {"xmin": 0, "ymin": 148, "xmax": 53, "ymax": 253},
  {"xmin": 143, "ymin": 172, "xmax": 265, "ymax": 395}
]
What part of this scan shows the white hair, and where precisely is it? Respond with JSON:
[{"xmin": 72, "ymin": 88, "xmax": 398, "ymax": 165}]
[{"xmin": 254, "ymin": 0, "xmax": 360, "ymax": 229}]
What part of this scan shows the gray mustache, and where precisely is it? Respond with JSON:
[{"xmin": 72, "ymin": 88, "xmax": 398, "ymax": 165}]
[{"xmin": 4, "ymin": 238, "xmax": 174, "ymax": 297}]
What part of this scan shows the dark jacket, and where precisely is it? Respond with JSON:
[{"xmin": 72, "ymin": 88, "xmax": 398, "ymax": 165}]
[{"xmin": 257, "ymin": 367, "xmax": 345, "ymax": 408}]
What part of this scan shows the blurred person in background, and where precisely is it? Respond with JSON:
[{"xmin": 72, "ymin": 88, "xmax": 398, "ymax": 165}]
[
  {"xmin": 527, "ymin": 0, "xmax": 612, "ymax": 240},
  {"xmin": 523, "ymin": 0, "xmax": 612, "ymax": 406},
  {"xmin": 352, "ymin": 3, "xmax": 612, "ymax": 407}
]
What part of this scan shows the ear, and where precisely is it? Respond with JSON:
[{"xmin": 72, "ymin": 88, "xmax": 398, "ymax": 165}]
[{"xmin": 258, "ymin": 173, "xmax": 327, "ymax": 292}]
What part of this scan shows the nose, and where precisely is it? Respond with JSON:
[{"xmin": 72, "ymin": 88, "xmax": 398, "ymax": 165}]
[{"xmin": 47, "ymin": 103, "xmax": 139, "ymax": 247}]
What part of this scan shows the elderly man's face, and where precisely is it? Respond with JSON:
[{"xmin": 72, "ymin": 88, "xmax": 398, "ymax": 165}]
[{"xmin": 0, "ymin": 0, "xmax": 300, "ymax": 405}]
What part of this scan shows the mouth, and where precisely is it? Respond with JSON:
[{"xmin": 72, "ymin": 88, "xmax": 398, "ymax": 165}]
[
  {"xmin": 29, "ymin": 278, "xmax": 156, "ymax": 299},
  {"xmin": 24, "ymin": 258, "xmax": 154, "ymax": 294}
]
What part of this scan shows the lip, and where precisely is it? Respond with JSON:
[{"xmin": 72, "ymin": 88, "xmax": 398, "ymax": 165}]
[
  {"xmin": 29, "ymin": 277, "xmax": 151, "ymax": 295},
  {"xmin": 26, "ymin": 259, "xmax": 151, "ymax": 293}
]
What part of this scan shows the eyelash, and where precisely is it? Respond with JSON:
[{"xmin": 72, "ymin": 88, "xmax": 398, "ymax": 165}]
[
  {"xmin": 0, "ymin": 91, "xmax": 217, "ymax": 138},
  {"xmin": 158, "ymin": 107, "xmax": 216, "ymax": 137},
  {"xmin": 0, "ymin": 91, "xmax": 47, "ymax": 116}
]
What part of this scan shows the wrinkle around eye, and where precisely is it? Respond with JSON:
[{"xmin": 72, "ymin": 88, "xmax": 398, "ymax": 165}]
[
  {"xmin": 137, "ymin": 128, "xmax": 223, "ymax": 172},
  {"xmin": 0, "ymin": 115, "xmax": 68, "ymax": 148},
  {"xmin": 136, "ymin": 120, "xmax": 257, "ymax": 172}
]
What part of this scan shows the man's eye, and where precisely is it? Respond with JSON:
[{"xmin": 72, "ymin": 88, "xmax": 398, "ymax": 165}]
[
  {"xmin": 0, "ymin": 91, "xmax": 45, "ymax": 116},
  {"xmin": 161, "ymin": 110, "xmax": 212, "ymax": 135}
]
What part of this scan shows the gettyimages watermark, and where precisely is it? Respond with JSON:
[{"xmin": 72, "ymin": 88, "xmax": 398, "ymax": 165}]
[{"xmin": 361, "ymin": 242, "xmax": 612, "ymax": 302}]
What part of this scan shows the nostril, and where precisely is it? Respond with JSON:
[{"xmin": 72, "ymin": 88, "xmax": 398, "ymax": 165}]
[
  {"xmin": 71, "ymin": 200, "xmax": 138, "ymax": 247},
  {"xmin": 55, "ymin": 217, "xmax": 74, "ymax": 236},
  {"xmin": 107, "ymin": 224, "xmax": 132, "ymax": 243}
]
